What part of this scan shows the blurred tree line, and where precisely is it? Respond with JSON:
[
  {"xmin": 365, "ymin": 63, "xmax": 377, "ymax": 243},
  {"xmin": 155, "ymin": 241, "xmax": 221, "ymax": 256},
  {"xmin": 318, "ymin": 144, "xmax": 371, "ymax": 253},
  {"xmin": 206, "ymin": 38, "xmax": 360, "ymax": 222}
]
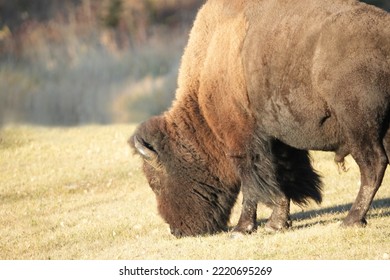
[
  {"xmin": 0, "ymin": 0, "xmax": 203, "ymax": 125},
  {"xmin": 0, "ymin": 0, "xmax": 203, "ymax": 58}
]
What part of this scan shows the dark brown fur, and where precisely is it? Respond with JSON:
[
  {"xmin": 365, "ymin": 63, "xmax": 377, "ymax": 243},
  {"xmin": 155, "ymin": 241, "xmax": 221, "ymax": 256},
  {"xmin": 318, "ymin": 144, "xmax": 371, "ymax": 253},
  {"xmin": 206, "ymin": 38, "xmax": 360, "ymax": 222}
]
[{"xmin": 130, "ymin": 0, "xmax": 390, "ymax": 237}]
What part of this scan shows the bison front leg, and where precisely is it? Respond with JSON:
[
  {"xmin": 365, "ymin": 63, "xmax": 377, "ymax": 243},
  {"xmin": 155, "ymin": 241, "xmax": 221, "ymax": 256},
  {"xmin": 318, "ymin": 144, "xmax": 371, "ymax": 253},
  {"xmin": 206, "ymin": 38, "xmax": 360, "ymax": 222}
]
[
  {"xmin": 232, "ymin": 185, "xmax": 290, "ymax": 235},
  {"xmin": 233, "ymin": 198, "xmax": 258, "ymax": 235},
  {"xmin": 230, "ymin": 142, "xmax": 285, "ymax": 236},
  {"xmin": 265, "ymin": 195, "xmax": 292, "ymax": 232}
]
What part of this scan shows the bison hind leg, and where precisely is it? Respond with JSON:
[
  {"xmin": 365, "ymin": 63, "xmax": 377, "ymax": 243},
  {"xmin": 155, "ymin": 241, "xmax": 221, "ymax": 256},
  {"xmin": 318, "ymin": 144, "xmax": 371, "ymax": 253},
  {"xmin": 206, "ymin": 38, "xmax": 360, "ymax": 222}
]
[{"xmin": 272, "ymin": 141, "xmax": 323, "ymax": 206}]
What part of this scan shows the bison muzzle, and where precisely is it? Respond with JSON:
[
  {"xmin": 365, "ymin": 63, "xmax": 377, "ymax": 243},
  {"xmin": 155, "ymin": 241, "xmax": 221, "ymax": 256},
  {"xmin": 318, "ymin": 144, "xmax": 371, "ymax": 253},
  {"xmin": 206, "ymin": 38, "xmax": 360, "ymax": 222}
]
[{"xmin": 129, "ymin": 0, "xmax": 390, "ymax": 237}]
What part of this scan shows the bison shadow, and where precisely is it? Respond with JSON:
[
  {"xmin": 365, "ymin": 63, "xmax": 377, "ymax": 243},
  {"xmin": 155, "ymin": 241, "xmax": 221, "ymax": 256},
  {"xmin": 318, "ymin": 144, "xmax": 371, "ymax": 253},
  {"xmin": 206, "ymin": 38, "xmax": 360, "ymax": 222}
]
[{"xmin": 256, "ymin": 197, "xmax": 390, "ymax": 230}]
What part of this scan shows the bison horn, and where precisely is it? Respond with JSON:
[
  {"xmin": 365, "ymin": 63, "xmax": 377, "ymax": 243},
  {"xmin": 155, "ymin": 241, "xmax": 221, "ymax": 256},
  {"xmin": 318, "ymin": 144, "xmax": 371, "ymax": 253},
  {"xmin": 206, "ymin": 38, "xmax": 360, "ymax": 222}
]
[{"xmin": 133, "ymin": 135, "xmax": 158, "ymax": 161}]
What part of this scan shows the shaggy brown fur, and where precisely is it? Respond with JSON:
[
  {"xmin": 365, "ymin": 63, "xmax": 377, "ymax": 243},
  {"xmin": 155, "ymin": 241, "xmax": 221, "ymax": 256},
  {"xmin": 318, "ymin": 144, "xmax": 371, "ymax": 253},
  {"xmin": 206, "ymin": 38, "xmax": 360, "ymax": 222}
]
[{"xmin": 130, "ymin": 0, "xmax": 390, "ymax": 237}]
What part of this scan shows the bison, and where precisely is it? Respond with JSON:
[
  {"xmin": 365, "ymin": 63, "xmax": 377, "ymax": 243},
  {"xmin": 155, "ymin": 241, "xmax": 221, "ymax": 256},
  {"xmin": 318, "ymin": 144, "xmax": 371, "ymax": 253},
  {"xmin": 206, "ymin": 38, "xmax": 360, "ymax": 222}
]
[{"xmin": 129, "ymin": 0, "xmax": 390, "ymax": 237}]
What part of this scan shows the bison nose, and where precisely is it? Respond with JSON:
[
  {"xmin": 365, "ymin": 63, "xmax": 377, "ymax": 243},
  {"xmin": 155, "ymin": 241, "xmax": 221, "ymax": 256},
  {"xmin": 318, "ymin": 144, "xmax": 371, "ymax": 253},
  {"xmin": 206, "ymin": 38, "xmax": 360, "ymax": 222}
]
[{"xmin": 170, "ymin": 227, "xmax": 184, "ymax": 238}]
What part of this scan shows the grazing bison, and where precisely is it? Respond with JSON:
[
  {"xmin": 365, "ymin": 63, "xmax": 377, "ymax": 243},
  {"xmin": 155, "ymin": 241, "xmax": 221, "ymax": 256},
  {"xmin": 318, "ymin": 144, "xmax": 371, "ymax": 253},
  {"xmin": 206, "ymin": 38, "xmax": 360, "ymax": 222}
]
[{"xmin": 129, "ymin": 0, "xmax": 390, "ymax": 237}]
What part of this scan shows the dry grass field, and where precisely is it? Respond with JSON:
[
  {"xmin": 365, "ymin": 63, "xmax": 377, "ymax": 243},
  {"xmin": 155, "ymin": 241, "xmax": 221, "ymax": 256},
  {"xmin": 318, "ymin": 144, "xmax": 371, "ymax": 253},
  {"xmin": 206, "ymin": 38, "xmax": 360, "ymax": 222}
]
[{"xmin": 0, "ymin": 124, "xmax": 389, "ymax": 260}]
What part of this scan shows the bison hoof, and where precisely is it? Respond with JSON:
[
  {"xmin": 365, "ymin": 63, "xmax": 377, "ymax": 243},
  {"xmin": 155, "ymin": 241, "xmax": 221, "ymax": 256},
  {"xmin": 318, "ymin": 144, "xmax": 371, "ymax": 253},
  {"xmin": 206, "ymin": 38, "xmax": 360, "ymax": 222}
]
[
  {"xmin": 232, "ymin": 223, "xmax": 257, "ymax": 236},
  {"xmin": 341, "ymin": 217, "xmax": 367, "ymax": 228},
  {"xmin": 264, "ymin": 219, "xmax": 292, "ymax": 232}
]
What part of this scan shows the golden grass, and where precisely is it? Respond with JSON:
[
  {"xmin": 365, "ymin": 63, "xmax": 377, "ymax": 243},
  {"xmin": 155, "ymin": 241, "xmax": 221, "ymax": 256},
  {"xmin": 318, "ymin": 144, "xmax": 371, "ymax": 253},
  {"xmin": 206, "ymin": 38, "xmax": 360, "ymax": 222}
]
[{"xmin": 0, "ymin": 125, "xmax": 389, "ymax": 260}]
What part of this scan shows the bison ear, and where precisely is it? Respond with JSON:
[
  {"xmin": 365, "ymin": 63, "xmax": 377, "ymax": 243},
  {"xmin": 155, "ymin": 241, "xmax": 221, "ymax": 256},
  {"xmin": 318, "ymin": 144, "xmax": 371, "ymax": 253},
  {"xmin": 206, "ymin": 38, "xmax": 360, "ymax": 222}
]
[{"xmin": 132, "ymin": 135, "xmax": 158, "ymax": 161}]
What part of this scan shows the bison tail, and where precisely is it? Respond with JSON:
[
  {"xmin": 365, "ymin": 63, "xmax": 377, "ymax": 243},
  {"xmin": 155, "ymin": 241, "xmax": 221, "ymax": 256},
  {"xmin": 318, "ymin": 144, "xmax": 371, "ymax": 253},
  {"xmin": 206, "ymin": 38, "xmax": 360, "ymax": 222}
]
[{"xmin": 272, "ymin": 141, "xmax": 323, "ymax": 206}]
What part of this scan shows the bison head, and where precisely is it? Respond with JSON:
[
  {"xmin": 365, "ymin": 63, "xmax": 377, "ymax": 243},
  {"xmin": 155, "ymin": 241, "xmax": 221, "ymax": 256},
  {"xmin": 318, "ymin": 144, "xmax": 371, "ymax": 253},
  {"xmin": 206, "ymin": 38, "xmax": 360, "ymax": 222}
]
[{"xmin": 129, "ymin": 116, "xmax": 240, "ymax": 237}]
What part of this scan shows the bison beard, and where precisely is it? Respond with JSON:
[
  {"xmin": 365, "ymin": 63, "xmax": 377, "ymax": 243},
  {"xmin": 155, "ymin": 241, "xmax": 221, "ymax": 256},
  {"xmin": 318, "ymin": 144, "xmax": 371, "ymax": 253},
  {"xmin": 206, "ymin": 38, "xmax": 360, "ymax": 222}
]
[{"xmin": 130, "ymin": 0, "xmax": 390, "ymax": 237}]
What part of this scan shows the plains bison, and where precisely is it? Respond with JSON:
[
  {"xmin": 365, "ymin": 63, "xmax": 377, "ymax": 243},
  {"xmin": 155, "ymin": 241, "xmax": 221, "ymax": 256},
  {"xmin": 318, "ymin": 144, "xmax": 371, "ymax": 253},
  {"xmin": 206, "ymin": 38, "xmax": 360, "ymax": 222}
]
[{"xmin": 130, "ymin": 0, "xmax": 390, "ymax": 237}]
